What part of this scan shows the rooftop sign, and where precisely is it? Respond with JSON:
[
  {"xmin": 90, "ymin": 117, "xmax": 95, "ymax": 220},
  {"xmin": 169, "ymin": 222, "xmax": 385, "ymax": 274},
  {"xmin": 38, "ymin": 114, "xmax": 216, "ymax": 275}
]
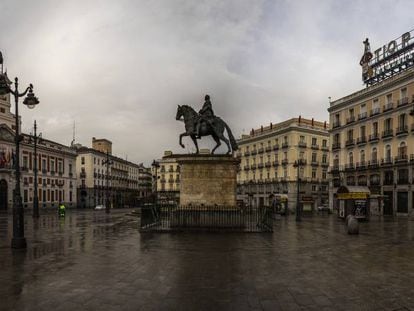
[{"xmin": 360, "ymin": 30, "xmax": 414, "ymax": 85}]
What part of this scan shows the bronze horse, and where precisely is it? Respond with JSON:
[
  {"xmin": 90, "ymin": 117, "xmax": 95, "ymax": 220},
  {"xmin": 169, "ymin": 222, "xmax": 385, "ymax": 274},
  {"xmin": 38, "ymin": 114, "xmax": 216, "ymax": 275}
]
[{"xmin": 176, "ymin": 105, "xmax": 238, "ymax": 154}]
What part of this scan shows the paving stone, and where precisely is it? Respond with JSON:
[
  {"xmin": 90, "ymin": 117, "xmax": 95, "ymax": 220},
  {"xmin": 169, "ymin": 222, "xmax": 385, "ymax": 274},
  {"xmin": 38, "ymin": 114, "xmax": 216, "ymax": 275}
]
[{"xmin": 2, "ymin": 210, "xmax": 414, "ymax": 310}]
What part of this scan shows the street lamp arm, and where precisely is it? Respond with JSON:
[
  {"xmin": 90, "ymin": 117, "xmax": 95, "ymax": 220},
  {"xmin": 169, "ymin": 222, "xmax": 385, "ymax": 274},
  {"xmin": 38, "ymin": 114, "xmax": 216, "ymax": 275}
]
[{"xmin": 16, "ymin": 85, "xmax": 33, "ymax": 98}]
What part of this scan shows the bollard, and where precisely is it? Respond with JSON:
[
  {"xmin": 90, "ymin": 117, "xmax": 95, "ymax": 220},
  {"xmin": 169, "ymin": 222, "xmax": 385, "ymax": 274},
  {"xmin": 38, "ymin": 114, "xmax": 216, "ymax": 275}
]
[{"xmin": 346, "ymin": 215, "xmax": 359, "ymax": 235}]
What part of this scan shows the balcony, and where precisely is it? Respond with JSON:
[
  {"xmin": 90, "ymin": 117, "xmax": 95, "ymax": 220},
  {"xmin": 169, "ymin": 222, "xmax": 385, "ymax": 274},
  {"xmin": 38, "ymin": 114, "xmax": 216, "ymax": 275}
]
[
  {"xmin": 358, "ymin": 112, "xmax": 368, "ymax": 120},
  {"xmin": 397, "ymin": 97, "xmax": 409, "ymax": 107},
  {"xmin": 369, "ymin": 133, "xmax": 379, "ymax": 142},
  {"xmin": 251, "ymin": 150, "xmax": 257, "ymax": 155},
  {"xmin": 282, "ymin": 142, "xmax": 289, "ymax": 149},
  {"xmin": 330, "ymin": 166, "xmax": 340, "ymax": 174},
  {"xmin": 311, "ymin": 161, "xmax": 319, "ymax": 167},
  {"xmin": 358, "ymin": 180, "xmax": 367, "ymax": 186},
  {"xmin": 243, "ymin": 165, "xmax": 250, "ymax": 171},
  {"xmin": 258, "ymin": 148, "xmax": 264, "ymax": 154},
  {"xmin": 273, "ymin": 160, "xmax": 279, "ymax": 167},
  {"xmin": 355, "ymin": 161, "xmax": 366, "ymax": 170},
  {"xmin": 160, "ymin": 178, "xmax": 166, "ymax": 183},
  {"xmin": 298, "ymin": 142, "xmax": 307, "ymax": 148},
  {"xmin": 381, "ymin": 158, "xmax": 393, "ymax": 166},
  {"xmin": 368, "ymin": 159, "xmax": 379, "ymax": 168},
  {"xmin": 311, "ymin": 144, "xmax": 319, "ymax": 150},
  {"xmin": 346, "ymin": 116, "xmax": 355, "ymax": 124},
  {"xmin": 80, "ymin": 172, "xmax": 86, "ymax": 178},
  {"xmin": 396, "ymin": 125, "xmax": 408, "ymax": 136},
  {"xmin": 265, "ymin": 161, "xmax": 271, "ymax": 168},
  {"xmin": 394, "ymin": 154, "xmax": 408, "ymax": 164},
  {"xmin": 257, "ymin": 163, "xmax": 264, "ymax": 169},
  {"xmin": 382, "ymin": 129, "xmax": 393, "ymax": 138},
  {"xmin": 332, "ymin": 121, "xmax": 341, "ymax": 128},
  {"xmin": 265, "ymin": 146, "xmax": 272, "ymax": 152},
  {"xmin": 383, "ymin": 102, "xmax": 393, "ymax": 112},
  {"xmin": 398, "ymin": 177, "xmax": 409, "ymax": 185},
  {"xmin": 321, "ymin": 145, "xmax": 329, "ymax": 151},
  {"xmin": 50, "ymin": 170, "xmax": 55, "ymax": 175},
  {"xmin": 58, "ymin": 171, "xmax": 63, "ymax": 176},
  {"xmin": 345, "ymin": 139, "xmax": 355, "ymax": 147},
  {"xmin": 244, "ymin": 151, "xmax": 250, "ymax": 156},
  {"xmin": 321, "ymin": 162, "xmax": 329, "ymax": 167},
  {"xmin": 356, "ymin": 136, "xmax": 367, "ymax": 145},
  {"xmin": 332, "ymin": 142, "xmax": 341, "ymax": 150},
  {"xmin": 281, "ymin": 159, "xmax": 288, "ymax": 165},
  {"xmin": 250, "ymin": 164, "xmax": 257, "ymax": 170},
  {"xmin": 69, "ymin": 172, "xmax": 73, "ymax": 178},
  {"xmin": 384, "ymin": 178, "xmax": 394, "ymax": 185},
  {"xmin": 168, "ymin": 178, "xmax": 174, "ymax": 183},
  {"xmin": 273, "ymin": 144, "xmax": 279, "ymax": 151},
  {"xmin": 370, "ymin": 108, "xmax": 380, "ymax": 116},
  {"xmin": 344, "ymin": 163, "xmax": 355, "ymax": 171}
]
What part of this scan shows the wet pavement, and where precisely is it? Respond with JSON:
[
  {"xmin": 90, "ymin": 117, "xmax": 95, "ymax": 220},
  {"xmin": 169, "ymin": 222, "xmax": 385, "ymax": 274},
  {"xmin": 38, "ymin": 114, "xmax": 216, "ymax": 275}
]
[{"xmin": 1, "ymin": 210, "xmax": 414, "ymax": 311}]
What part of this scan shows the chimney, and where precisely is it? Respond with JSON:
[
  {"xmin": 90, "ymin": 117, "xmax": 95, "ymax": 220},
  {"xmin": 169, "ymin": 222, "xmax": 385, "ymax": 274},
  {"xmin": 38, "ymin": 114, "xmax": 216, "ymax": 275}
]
[
  {"xmin": 261, "ymin": 125, "xmax": 263, "ymax": 132},
  {"xmin": 312, "ymin": 118, "xmax": 314, "ymax": 126},
  {"xmin": 270, "ymin": 122, "xmax": 273, "ymax": 129},
  {"xmin": 324, "ymin": 121, "xmax": 327, "ymax": 129},
  {"xmin": 298, "ymin": 115, "xmax": 301, "ymax": 124}
]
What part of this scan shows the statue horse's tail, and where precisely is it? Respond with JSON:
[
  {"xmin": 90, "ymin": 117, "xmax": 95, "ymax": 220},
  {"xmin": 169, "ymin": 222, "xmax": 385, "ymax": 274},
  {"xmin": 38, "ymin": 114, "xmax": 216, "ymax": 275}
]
[{"xmin": 223, "ymin": 121, "xmax": 238, "ymax": 152}]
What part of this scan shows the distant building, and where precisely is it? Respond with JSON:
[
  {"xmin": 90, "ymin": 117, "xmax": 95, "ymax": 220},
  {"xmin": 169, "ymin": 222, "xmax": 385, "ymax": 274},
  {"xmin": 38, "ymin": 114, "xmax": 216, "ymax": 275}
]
[
  {"xmin": 75, "ymin": 138, "xmax": 151, "ymax": 208},
  {"xmin": 236, "ymin": 117, "xmax": 330, "ymax": 211},
  {"xmin": 152, "ymin": 151, "xmax": 181, "ymax": 203}
]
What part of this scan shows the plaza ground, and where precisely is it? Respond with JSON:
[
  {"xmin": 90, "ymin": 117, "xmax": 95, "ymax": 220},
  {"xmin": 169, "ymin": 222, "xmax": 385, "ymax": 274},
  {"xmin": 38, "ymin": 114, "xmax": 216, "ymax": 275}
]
[{"xmin": 1, "ymin": 209, "xmax": 414, "ymax": 311}]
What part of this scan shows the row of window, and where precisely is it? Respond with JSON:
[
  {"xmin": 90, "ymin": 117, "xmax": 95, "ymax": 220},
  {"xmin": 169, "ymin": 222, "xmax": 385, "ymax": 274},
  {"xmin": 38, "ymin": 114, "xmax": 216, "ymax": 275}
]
[
  {"xmin": 333, "ymin": 142, "xmax": 408, "ymax": 166},
  {"xmin": 338, "ymin": 169, "xmax": 411, "ymax": 186},
  {"xmin": 332, "ymin": 87, "xmax": 410, "ymax": 127},
  {"xmin": 242, "ymin": 168, "xmax": 328, "ymax": 181},
  {"xmin": 22, "ymin": 154, "xmax": 72, "ymax": 175},
  {"xmin": 242, "ymin": 137, "xmax": 328, "ymax": 153},
  {"xmin": 23, "ymin": 189, "xmax": 73, "ymax": 203},
  {"xmin": 332, "ymin": 113, "xmax": 411, "ymax": 146},
  {"xmin": 243, "ymin": 152, "xmax": 329, "ymax": 166}
]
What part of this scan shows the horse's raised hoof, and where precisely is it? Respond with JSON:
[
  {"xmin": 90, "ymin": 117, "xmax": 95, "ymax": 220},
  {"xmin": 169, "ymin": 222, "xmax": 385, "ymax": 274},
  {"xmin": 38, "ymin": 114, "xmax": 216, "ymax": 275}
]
[{"xmin": 180, "ymin": 144, "xmax": 185, "ymax": 148}]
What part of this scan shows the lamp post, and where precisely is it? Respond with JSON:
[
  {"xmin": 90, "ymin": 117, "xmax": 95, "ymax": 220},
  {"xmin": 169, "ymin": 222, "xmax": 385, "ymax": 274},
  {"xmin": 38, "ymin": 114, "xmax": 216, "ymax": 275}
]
[
  {"xmin": 29, "ymin": 120, "xmax": 42, "ymax": 218},
  {"xmin": 293, "ymin": 159, "xmax": 306, "ymax": 222},
  {"xmin": 152, "ymin": 160, "xmax": 160, "ymax": 203},
  {"xmin": 0, "ymin": 52, "xmax": 40, "ymax": 249},
  {"xmin": 102, "ymin": 151, "xmax": 113, "ymax": 214}
]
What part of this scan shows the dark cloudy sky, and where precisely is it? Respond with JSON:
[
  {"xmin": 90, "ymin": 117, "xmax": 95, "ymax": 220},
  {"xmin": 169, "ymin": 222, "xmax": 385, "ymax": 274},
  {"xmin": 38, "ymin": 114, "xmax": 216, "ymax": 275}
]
[{"xmin": 0, "ymin": 0, "xmax": 413, "ymax": 165}]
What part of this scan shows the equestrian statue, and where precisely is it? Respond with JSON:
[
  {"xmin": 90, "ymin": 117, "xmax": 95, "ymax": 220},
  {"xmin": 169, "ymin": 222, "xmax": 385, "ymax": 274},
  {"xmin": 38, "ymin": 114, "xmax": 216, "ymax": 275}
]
[{"xmin": 176, "ymin": 94, "xmax": 238, "ymax": 154}]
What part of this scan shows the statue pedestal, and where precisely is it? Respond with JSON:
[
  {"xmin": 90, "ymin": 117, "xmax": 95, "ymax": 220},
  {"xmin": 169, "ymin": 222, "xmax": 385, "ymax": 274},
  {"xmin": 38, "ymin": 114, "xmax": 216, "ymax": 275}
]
[{"xmin": 176, "ymin": 154, "xmax": 239, "ymax": 207}]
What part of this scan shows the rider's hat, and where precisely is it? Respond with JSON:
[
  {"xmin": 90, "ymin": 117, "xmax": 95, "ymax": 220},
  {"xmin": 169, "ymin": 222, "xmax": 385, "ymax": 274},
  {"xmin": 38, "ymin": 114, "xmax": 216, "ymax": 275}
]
[{"xmin": 204, "ymin": 94, "xmax": 210, "ymax": 100}]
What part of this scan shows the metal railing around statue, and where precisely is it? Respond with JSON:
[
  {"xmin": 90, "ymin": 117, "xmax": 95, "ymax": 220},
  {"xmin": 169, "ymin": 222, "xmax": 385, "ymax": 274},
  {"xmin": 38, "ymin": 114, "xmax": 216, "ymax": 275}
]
[{"xmin": 140, "ymin": 204, "xmax": 273, "ymax": 233}]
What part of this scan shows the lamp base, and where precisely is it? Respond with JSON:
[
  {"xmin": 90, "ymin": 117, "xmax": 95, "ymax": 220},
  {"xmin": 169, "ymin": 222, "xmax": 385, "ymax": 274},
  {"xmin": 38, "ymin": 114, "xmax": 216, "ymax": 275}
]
[{"xmin": 11, "ymin": 237, "xmax": 27, "ymax": 249}]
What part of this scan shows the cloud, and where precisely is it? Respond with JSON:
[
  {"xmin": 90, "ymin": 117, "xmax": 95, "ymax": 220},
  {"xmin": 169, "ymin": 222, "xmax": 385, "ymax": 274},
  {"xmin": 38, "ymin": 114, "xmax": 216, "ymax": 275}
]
[{"xmin": 1, "ymin": 0, "xmax": 413, "ymax": 164}]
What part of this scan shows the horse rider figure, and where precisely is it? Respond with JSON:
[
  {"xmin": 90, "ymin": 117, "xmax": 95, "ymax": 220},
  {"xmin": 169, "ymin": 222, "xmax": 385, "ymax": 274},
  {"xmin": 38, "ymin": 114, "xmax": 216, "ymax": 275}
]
[{"xmin": 196, "ymin": 94, "xmax": 215, "ymax": 138}]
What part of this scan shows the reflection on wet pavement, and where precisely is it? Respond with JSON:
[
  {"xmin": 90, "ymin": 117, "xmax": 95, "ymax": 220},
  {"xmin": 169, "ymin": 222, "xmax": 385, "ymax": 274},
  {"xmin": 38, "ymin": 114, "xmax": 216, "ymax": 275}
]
[{"xmin": 1, "ymin": 210, "xmax": 414, "ymax": 310}]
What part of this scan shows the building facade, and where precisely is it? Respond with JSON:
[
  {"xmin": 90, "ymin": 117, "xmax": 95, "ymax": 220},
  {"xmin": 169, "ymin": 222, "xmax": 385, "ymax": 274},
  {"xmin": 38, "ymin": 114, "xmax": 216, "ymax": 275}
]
[
  {"xmin": 75, "ymin": 138, "xmax": 151, "ymax": 208},
  {"xmin": 237, "ymin": 117, "xmax": 330, "ymax": 211},
  {"xmin": 329, "ymin": 30, "xmax": 414, "ymax": 216},
  {"xmin": 329, "ymin": 67, "xmax": 414, "ymax": 216},
  {"xmin": 152, "ymin": 151, "xmax": 180, "ymax": 203},
  {"xmin": 0, "ymin": 96, "xmax": 77, "ymax": 211}
]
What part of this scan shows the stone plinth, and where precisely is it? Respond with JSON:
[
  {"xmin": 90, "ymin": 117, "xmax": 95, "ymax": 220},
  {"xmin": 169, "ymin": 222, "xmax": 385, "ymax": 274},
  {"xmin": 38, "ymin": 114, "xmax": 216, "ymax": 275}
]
[{"xmin": 176, "ymin": 154, "xmax": 239, "ymax": 207}]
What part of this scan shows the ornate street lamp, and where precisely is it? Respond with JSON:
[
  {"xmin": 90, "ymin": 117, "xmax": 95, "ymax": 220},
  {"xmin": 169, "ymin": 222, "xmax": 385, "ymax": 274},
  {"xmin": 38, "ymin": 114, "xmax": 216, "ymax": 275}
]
[
  {"xmin": 29, "ymin": 120, "xmax": 42, "ymax": 218},
  {"xmin": 293, "ymin": 159, "xmax": 306, "ymax": 222},
  {"xmin": 0, "ymin": 52, "xmax": 39, "ymax": 249},
  {"xmin": 102, "ymin": 151, "xmax": 113, "ymax": 214},
  {"xmin": 151, "ymin": 160, "xmax": 160, "ymax": 203}
]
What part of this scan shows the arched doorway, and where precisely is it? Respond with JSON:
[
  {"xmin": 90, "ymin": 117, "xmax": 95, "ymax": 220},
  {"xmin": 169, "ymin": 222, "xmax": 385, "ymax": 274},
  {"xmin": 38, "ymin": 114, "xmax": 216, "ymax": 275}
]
[{"xmin": 0, "ymin": 179, "xmax": 8, "ymax": 210}]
